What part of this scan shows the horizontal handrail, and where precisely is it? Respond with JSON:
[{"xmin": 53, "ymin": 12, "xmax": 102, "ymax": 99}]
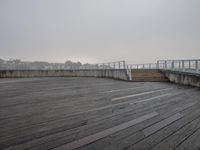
[
  {"xmin": 157, "ymin": 59, "xmax": 200, "ymax": 74},
  {"xmin": 0, "ymin": 60, "xmax": 127, "ymax": 70},
  {"xmin": 128, "ymin": 59, "xmax": 200, "ymax": 74},
  {"xmin": 158, "ymin": 59, "xmax": 200, "ymax": 62},
  {"xmin": 1, "ymin": 59, "xmax": 199, "ymax": 75},
  {"xmin": 128, "ymin": 63, "xmax": 157, "ymax": 69}
]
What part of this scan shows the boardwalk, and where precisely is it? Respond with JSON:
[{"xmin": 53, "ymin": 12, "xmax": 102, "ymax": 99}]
[{"xmin": 0, "ymin": 77, "xmax": 200, "ymax": 150}]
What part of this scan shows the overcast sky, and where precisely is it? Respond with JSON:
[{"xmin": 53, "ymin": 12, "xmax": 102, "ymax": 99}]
[{"xmin": 0, "ymin": 0, "xmax": 200, "ymax": 64}]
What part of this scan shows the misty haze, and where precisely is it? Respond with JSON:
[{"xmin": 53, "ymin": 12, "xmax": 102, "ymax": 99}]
[{"xmin": 0, "ymin": 1, "xmax": 200, "ymax": 150}]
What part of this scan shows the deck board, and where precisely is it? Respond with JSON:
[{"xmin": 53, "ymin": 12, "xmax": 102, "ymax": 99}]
[{"xmin": 0, "ymin": 77, "xmax": 199, "ymax": 150}]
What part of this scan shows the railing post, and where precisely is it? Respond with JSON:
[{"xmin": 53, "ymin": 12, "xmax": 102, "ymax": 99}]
[
  {"xmin": 171, "ymin": 61, "xmax": 174, "ymax": 70},
  {"xmin": 123, "ymin": 61, "xmax": 126, "ymax": 69},
  {"xmin": 118, "ymin": 62, "xmax": 120, "ymax": 69},
  {"xmin": 164, "ymin": 61, "xmax": 167, "ymax": 69},
  {"xmin": 156, "ymin": 61, "xmax": 159, "ymax": 69},
  {"xmin": 195, "ymin": 60, "xmax": 199, "ymax": 73},
  {"xmin": 127, "ymin": 66, "xmax": 132, "ymax": 81},
  {"xmin": 189, "ymin": 60, "xmax": 191, "ymax": 69},
  {"xmin": 182, "ymin": 60, "xmax": 185, "ymax": 71}
]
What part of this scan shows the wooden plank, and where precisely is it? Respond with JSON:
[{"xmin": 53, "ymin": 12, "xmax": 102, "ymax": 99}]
[
  {"xmin": 0, "ymin": 91, "xmax": 184, "ymax": 146},
  {"xmin": 2, "ymin": 92, "xmax": 185, "ymax": 150},
  {"xmin": 175, "ymin": 128, "xmax": 200, "ymax": 150},
  {"xmin": 52, "ymin": 112, "xmax": 158, "ymax": 150},
  {"xmin": 0, "ymin": 78, "xmax": 199, "ymax": 150},
  {"xmin": 131, "ymin": 93, "xmax": 172, "ymax": 104},
  {"xmin": 150, "ymin": 116, "xmax": 200, "ymax": 150},
  {"xmin": 100, "ymin": 85, "xmax": 151, "ymax": 93},
  {"xmin": 143, "ymin": 113, "xmax": 183, "ymax": 137},
  {"xmin": 111, "ymin": 88, "xmax": 173, "ymax": 101},
  {"xmin": 77, "ymin": 96, "xmax": 199, "ymax": 150},
  {"xmin": 126, "ymin": 103, "xmax": 200, "ymax": 150},
  {"xmin": 0, "ymin": 88, "xmax": 179, "ymax": 134}
]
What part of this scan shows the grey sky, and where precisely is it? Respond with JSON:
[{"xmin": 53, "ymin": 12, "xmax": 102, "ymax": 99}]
[{"xmin": 0, "ymin": 0, "xmax": 200, "ymax": 64}]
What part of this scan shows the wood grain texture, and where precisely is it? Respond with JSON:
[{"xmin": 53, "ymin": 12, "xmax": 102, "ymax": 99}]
[{"xmin": 0, "ymin": 77, "xmax": 199, "ymax": 150}]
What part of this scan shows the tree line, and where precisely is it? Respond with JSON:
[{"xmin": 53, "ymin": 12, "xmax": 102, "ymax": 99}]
[{"xmin": 0, "ymin": 58, "xmax": 98, "ymax": 70}]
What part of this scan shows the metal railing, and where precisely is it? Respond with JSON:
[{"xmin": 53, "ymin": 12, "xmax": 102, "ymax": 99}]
[
  {"xmin": 1, "ymin": 59, "xmax": 199, "ymax": 78},
  {"xmin": 90, "ymin": 61, "xmax": 127, "ymax": 70},
  {"xmin": 0, "ymin": 60, "xmax": 133, "ymax": 80},
  {"xmin": 128, "ymin": 63, "xmax": 158, "ymax": 69},
  {"xmin": 127, "ymin": 59, "xmax": 200, "ymax": 74},
  {"xmin": 0, "ymin": 61, "xmax": 127, "ymax": 70},
  {"xmin": 157, "ymin": 59, "xmax": 200, "ymax": 74},
  {"xmin": 67, "ymin": 61, "xmax": 127, "ymax": 70}
]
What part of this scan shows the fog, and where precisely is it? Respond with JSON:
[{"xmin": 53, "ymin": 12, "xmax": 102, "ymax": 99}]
[{"xmin": 0, "ymin": 0, "xmax": 200, "ymax": 64}]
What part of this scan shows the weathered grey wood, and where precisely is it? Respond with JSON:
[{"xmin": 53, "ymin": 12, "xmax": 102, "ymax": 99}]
[
  {"xmin": 126, "ymin": 103, "xmax": 200, "ymax": 150},
  {"xmin": 142, "ymin": 113, "xmax": 183, "ymax": 137},
  {"xmin": 78, "ymin": 96, "xmax": 199, "ymax": 150},
  {"xmin": 3, "ymin": 92, "xmax": 185, "ymax": 150},
  {"xmin": 150, "ymin": 116, "xmax": 200, "ymax": 150},
  {"xmin": 111, "ymin": 87, "xmax": 173, "ymax": 101},
  {"xmin": 52, "ymin": 112, "xmax": 158, "ymax": 150},
  {"xmin": 175, "ymin": 128, "xmax": 200, "ymax": 150},
  {"xmin": 0, "ymin": 77, "xmax": 199, "ymax": 150},
  {"xmin": 0, "ymin": 88, "xmax": 178, "ymax": 138}
]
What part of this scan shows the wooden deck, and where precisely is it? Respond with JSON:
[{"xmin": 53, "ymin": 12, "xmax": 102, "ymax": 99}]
[{"xmin": 0, "ymin": 77, "xmax": 200, "ymax": 150}]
